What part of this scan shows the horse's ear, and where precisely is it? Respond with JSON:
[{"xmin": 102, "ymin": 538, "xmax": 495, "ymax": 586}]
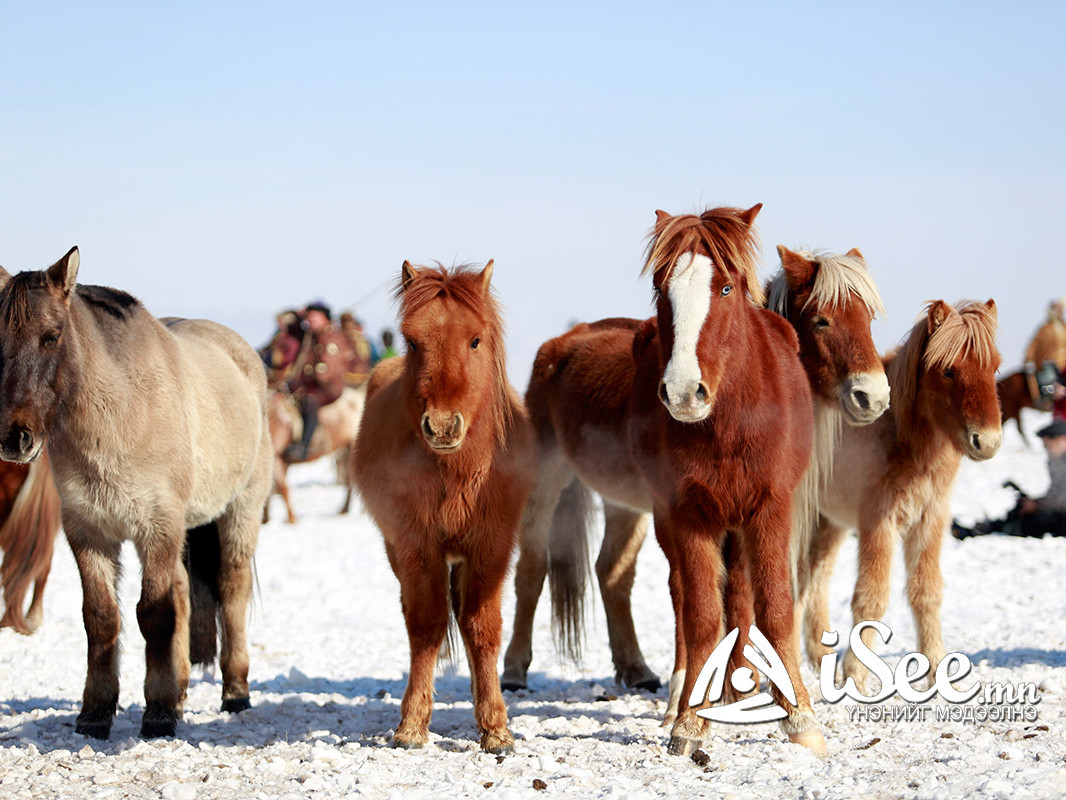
[
  {"xmin": 654, "ymin": 209, "xmax": 671, "ymax": 226},
  {"xmin": 738, "ymin": 203, "xmax": 763, "ymax": 227},
  {"xmin": 46, "ymin": 246, "xmax": 79, "ymax": 298},
  {"xmin": 927, "ymin": 299, "xmax": 952, "ymax": 333},
  {"xmin": 480, "ymin": 259, "xmax": 494, "ymax": 296},
  {"xmin": 777, "ymin": 245, "xmax": 816, "ymax": 289},
  {"xmin": 845, "ymin": 247, "xmax": 865, "ymax": 260},
  {"xmin": 0, "ymin": 266, "xmax": 10, "ymax": 291},
  {"xmin": 400, "ymin": 260, "xmax": 418, "ymax": 292},
  {"xmin": 984, "ymin": 298, "xmax": 998, "ymax": 323}
]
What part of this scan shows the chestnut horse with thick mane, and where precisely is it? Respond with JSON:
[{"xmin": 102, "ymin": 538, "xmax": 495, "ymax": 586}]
[
  {"xmin": 353, "ymin": 261, "xmax": 534, "ymax": 754},
  {"xmin": 0, "ymin": 247, "xmax": 272, "ymax": 740},
  {"xmin": 502, "ymin": 206, "xmax": 825, "ymax": 756},
  {"xmin": 502, "ymin": 245, "xmax": 891, "ymax": 718},
  {"xmin": 0, "ymin": 452, "xmax": 61, "ymax": 634},
  {"xmin": 800, "ymin": 299, "xmax": 1001, "ymax": 691}
]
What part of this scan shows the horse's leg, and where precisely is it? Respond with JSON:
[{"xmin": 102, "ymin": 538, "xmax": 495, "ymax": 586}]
[
  {"xmin": 69, "ymin": 533, "xmax": 123, "ymax": 739},
  {"xmin": 275, "ymin": 458, "xmax": 297, "ymax": 525},
  {"xmin": 455, "ymin": 554, "xmax": 514, "ymax": 754},
  {"xmin": 802, "ymin": 517, "xmax": 849, "ymax": 670},
  {"xmin": 842, "ymin": 517, "xmax": 896, "ymax": 695},
  {"xmin": 722, "ymin": 529, "xmax": 756, "ymax": 701},
  {"xmin": 597, "ymin": 504, "xmax": 659, "ymax": 691},
  {"xmin": 745, "ymin": 504, "xmax": 825, "ymax": 756},
  {"xmin": 23, "ymin": 561, "xmax": 52, "ymax": 633},
  {"xmin": 653, "ymin": 512, "xmax": 687, "ymax": 727},
  {"xmin": 392, "ymin": 545, "xmax": 450, "ymax": 749},
  {"xmin": 135, "ymin": 524, "xmax": 191, "ymax": 738},
  {"xmin": 903, "ymin": 506, "xmax": 949, "ymax": 683},
  {"xmin": 500, "ymin": 453, "xmax": 573, "ymax": 690},
  {"xmin": 665, "ymin": 525, "xmax": 722, "ymax": 755}
]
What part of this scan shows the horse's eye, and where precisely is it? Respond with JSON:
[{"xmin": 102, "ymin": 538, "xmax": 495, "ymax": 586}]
[
  {"xmin": 721, "ymin": 285, "xmax": 732, "ymax": 297},
  {"xmin": 406, "ymin": 339, "xmax": 418, "ymax": 353},
  {"xmin": 470, "ymin": 337, "xmax": 480, "ymax": 350},
  {"xmin": 813, "ymin": 316, "xmax": 830, "ymax": 329},
  {"xmin": 41, "ymin": 331, "xmax": 60, "ymax": 348},
  {"xmin": 943, "ymin": 367, "xmax": 955, "ymax": 379},
  {"xmin": 652, "ymin": 285, "xmax": 662, "ymax": 299}
]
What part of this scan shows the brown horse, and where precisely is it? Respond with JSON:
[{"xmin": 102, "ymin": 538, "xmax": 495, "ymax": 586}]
[
  {"xmin": 503, "ymin": 206, "xmax": 825, "ymax": 756},
  {"xmin": 502, "ymin": 245, "xmax": 890, "ymax": 718},
  {"xmin": 0, "ymin": 450, "xmax": 62, "ymax": 634},
  {"xmin": 352, "ymin": 261, "xmax": 534, "ymax": 753},
  {"xmin": 996, "ymin": 369, "xmax": 1039, "ymax": 445},
  {"xmin": 800, "ymin": 300, "xmax": 1001, "ymax": 692},
  {"xmin": 265, "ymin": 385, "xmax": 365, "ymax": 524},
  {"xmin": 0, "ymin": 247, "xmax": 272, "ymax": 740}
]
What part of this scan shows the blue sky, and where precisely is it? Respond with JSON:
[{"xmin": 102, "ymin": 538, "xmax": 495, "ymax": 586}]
[{"xmin": 2, "ymin": 1, "xmax": 1063, "ymax": 381}]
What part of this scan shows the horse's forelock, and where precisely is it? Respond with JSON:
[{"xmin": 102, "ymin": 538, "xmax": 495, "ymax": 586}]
[
  {"xmin": 800, "ymin": 250, "xmax": 885, "ymax": 318},
  {"xmin": 922, "ymin": 300, "xmax": 1001, "ymax": 374},
  {"xmin": 641, "ymin": 207, "xmax": 763, "ymax": 305},
  {"xmin": 0, "ymin": 272, "xmax": 49, "ymax": 331}
]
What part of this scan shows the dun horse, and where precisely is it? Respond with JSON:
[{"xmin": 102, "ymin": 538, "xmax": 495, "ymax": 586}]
[
  {"xmin": 353, "ymin": 261, "xmax": 534, "ymax": 753},
  {"xmin": 503, "ymin": 206, "xmax": 825, "ymax": 756},
  {"xmin": 0, "ymin": 247, "xmax": 272, "ymax": 739},
  {"xmin": 503, "ymin": 245, "xmax": 890, "ymax": 724},
  {"xmin": 0, "ymin": 451, "xmax": 62, "ymax": 634},
  {"xmin": 266, "ymin": 385, "xmax": 365, "ymax": 524},
  {"xmin": 801, "ymin": 300, "xmax": 1001, "ymax": 691}
]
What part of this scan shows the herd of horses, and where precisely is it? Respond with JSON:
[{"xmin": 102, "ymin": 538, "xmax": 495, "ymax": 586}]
[{"xmin": 0, "ymin": 205, "xmax": 1011, "ymax": 758}]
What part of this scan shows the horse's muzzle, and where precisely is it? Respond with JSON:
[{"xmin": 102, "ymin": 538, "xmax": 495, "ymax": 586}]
[
  {"xmin": 0, "ymin": 424, "xmax": 42, "ymax": 464},
  {"xmin": 421, "ymin": 411, "xmax": 466, "ymax": 451},
  {"xmin": 658, "ymin": 379, "xmax": 712, "ymax": 423},
  {"xmin": 963, "ymin": 425, "xmax": 1002, "ymax": 461},
  {"xmin": 840, "ymin": 371, "xmax": 891, "ymax": 426}
]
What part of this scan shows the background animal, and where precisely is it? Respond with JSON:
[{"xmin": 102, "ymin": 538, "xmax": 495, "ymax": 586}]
[{"xmin": 997, "ymin": 369, "xmax": 1041, "ymax": 446}]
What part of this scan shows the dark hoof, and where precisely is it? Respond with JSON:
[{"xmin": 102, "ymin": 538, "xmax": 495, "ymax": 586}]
[
  {"xmin": 667, "ymin": 736, "xmax": 702, "ymax": 757},
  {"xmin": 75, "ymin": 718, "xmax": 112, "ymax": 740},
  {"xmin": 390, "ymin": 736, "xmax": 424, "ymax": 750},
  {"xmin": 632, "ymin": 676, "xmax": 662, "ymax": 693},
  {"xmin": 140, "ymin": 717, "xmax": 178, "ymax": 739},
  {"xmin": 500, "ymin": 681, "xmax": 527, "ymax": 693},
  {"xmin": 221, "ymin": 695, "xmax": 252, "ymax": 713}
]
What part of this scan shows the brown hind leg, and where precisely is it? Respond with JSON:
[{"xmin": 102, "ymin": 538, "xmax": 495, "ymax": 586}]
[
  {"xmin": 393, "ymin": 552, "xmax": 450, "ymax": 749},
  {"xmin": 745, "ymin": 505, "xmax": 825, "ymax": 756},
  {"xmin": 69, "ymin": 533, "xmax": 123, "ymax": 739},
  {"xmin": 802, "ymin": 517, "xmax": 849, "ymax": 670},
  {"xmin": 23, "ymin": 564, "xmax": 52, "ymax": 634},
  {"xmin": 501, "ymin": 453, "xmax": 573, "ymax": 690},
  {"xmin": 455, "ymin": 556, "xmax": 514, "ymax": 754},
  {"xmin": 903, "ymin": 508, "xmax": 949, "ymax": 682},
  {"xmin": 135, "ymin": 526, "xmax": 191, "ymax": 739},
  {"xmin": 843, "ymin": 518, "xmax": 895, "ymax": 695},
  {"xmin": 597, "ymin": 505, "xmax": 659, "ymax": 691},
  {"xmin": 274, "ymin": 458, "xmax": 297, "ymax": 525}
]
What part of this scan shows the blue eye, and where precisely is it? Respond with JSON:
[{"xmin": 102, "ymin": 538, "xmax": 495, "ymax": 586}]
[{"xmin": 721, "ymin": 285, "xmax": 732, "ymax": 297}]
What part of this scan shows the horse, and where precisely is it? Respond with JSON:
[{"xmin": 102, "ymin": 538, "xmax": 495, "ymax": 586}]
[
  {"xmin": 0, "ymin": 247, "xmax": 273, "ymax": 740},
  {"xmin": 502, "ymin": 244, "xmax": 890, "ymax": 719},
  {"xmin": 996, "ymin": 369, "xmax": 1040, "ymax": 445},
  {"xmin": 352, "ymin": 260, "xmax": 534, "ymax": 754},
  {"xmin": 800, "ymin": 299, "xmax": 1001, "ymax": 693},
  {"xmin": 265, "ymin": 385, "xmax": 365, "ymax": 524},
  {"xmin": 502, "ymin": 205, "xmax": 825, "ymax": 757},
  {"xmin": 0, "ymin": 450, "xmax": 62, "ymax": 634}
]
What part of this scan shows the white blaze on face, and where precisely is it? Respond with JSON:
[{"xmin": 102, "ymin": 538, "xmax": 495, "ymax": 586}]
[{"xmin": 661, "ymin": 253, "xmax": 712, "ymax": 410}]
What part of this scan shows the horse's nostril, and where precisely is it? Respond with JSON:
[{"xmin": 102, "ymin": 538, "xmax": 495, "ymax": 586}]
[
  {"xmin": 971, "ymin": 432, "xmax": 981, "ymax": 451},
  {"xmin": 658, "ymin": 381, "xmax": 670, "ymax": 405},
  {"xmin": 853, "ymin": 390, "xmax": 870, "ymax": 411},
  {"xmin": 18, "ymin": 428, "xmax": 31, "ymax": 453},
  {"xmin": 695, "ymin": 382, "xmax": 710, "ymax": 404},
  {"xmin": 421, "ymin": 414, "xmax": 434, "ymax": 438}
]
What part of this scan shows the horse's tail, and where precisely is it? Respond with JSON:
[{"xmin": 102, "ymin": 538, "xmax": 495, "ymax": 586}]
[
  {"xmin": 185, "ymin": 522, "xmax": 223, "ymax": 666},
  {"xmin": 0, "ymin": 452, "xmax": 62, "ymax": 635},
  {"xmin": 791, "ymin": 405, "xmax": 843, "ymax": 605},
  {"xmin": 437, "ymin": 562, "xmax": 463, "ymax": 675},
  {"xmin": 547, "ymin": 476, "xmax": 594, "ymax": 664}
]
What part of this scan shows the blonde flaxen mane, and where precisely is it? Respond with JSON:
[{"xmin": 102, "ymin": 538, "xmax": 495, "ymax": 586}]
[{"xmin": 767, "ymin": 250, "xmax": 885, "ymax": 319}]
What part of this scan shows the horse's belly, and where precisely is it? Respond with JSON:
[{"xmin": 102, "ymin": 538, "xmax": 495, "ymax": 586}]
[{"xmin": 565, "ymin": 423, "xmax": 651, "ymax": 512}]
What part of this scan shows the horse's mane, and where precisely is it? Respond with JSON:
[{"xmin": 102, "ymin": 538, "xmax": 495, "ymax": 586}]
[
  {"xmin": 766, "ymin": 250, "xmax": 885, "ymax": 318},
  {"xmin": 0, "ymin": 271, "xmax": 140, "ymax": 330},
  {"xmin": 641, "ymin": 207, "xmax": 764, "ymax": 305},
  {"xmin": 888, "ymin": 300, "xmax": 1000, "ymax": 424},
  {"xmin": 396, "ymin": 263, "xmax": 514, "ymax": 445}
]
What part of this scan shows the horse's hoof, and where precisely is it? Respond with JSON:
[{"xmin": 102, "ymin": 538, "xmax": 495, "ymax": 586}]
[
  {"xmin": 221, "ymin": 695, "xmax": 252, "ymax": 713},
  {"xmin": 631, "ymin": 676, "xmax": 662, "ymax": 693},
  {"xmin": 390, "ymin": 735, "xmax": 424, "ymax": 750},
  {"xmin": 788, "ymin": 729, "xmax": 828, "ymax": 758},
  {"xmin": 667, "ymin": 736, "xmax": 702, "ymax": 757},
  {"xmin": 75, "ymin": 718, "xmax": 112, "ymax": 740},
  {"xmin": 500, "ymin": 678, "xmax": 527, "ymax": 692},
  {"xmin": 481, "ymin": 731, "xmax": 515, "ymax": 755},
  {"xmin": 140, "ymin": 717, "xmax": 178, "ymax": 739}
]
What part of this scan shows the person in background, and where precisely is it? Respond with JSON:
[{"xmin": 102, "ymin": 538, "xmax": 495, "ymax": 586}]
[
  {"xmin": 1024, "ymin": 298, "xmax": 1066, "ymax": 409},
  {"xmin": 953, "ymin": 418, "xmax": 1066, "ymax": 538},
  {"xmin": 379, "ymin": 328, "xmax": 398, "ymax": 361},
  {"xmin": 283, "ymin": 301, "xmax": 353, "ymax": 462},
  {"xmin": 339, "ymin": 311, "xmax": 375, "ymax": 387},
  {"xmin": 260, "ymin": 309, "xmax": 307, "ymax": 389}
]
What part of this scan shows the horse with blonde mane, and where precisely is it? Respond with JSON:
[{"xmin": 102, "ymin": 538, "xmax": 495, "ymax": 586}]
[
  {"xmin": 800, "ymin": 299, "xmax": 1001, "ymax": 691},
  {"xmin": 353, "ymin": 261, "xmax": 534, "ymax": 754},
  {"xmin": 0, "ymin": 451, "xmax": 61, "ymax": 634},
  {"xmin": 503, "ymin": 244, "xmax": 891, "ymax": 729},
  {"xmin": 502, "ymin": 205, "xmax": 826, "ymax": 756}
]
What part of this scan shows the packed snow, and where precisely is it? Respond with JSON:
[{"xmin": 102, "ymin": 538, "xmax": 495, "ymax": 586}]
[{"xmin": 2, "ymin": 409, "xmax": 1065, "ymax": 799}]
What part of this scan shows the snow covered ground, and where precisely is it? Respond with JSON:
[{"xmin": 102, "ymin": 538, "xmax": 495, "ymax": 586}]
[{"xmin": 2, "ymin": 409, "xmax": 1065, "ymax": 799}]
